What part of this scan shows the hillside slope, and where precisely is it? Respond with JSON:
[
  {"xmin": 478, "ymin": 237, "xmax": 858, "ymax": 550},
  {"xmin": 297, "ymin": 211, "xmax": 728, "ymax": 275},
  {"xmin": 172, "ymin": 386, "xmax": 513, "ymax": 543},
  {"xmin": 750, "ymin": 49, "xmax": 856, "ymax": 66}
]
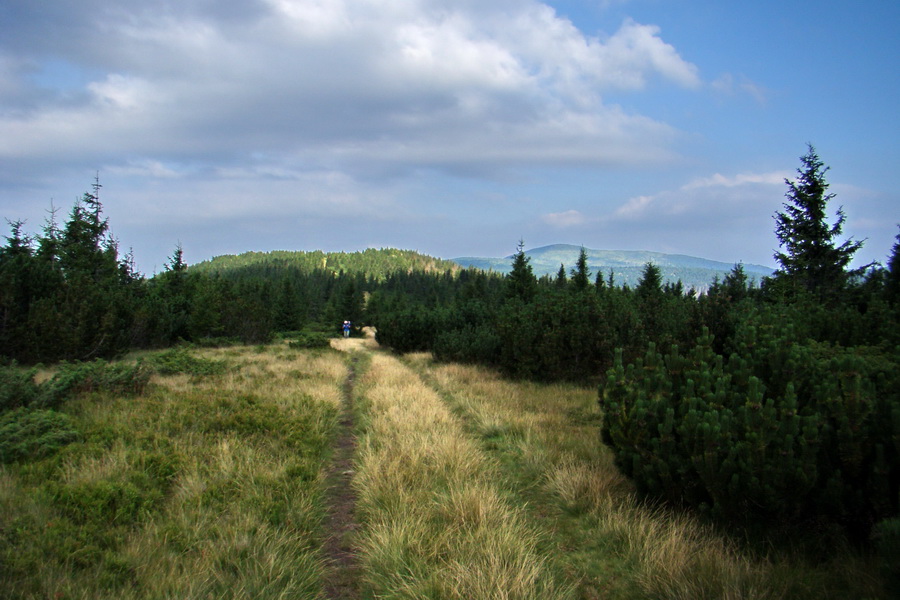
[{"xmin": 191, "ymin": 248, "xmax": 461, "ymax": 280}]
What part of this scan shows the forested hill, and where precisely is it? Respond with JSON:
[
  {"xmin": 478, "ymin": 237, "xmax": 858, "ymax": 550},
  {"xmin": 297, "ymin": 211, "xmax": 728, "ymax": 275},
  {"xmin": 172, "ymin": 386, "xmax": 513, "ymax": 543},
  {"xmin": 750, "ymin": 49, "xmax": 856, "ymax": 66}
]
[
  {"xmin": 453, "ymin": 244, "xmax": 775, "ymax": 291},
  {"xmin": 191, "ymin": 248, "xmax": 461, "ymax": 280}
]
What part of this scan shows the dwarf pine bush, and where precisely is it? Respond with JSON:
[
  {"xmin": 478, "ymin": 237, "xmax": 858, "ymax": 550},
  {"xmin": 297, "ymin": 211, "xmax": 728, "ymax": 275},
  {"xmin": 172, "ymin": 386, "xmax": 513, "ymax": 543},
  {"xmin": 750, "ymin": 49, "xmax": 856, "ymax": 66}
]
[
  {"xmin": 600, "ymin": 314, "xmax": 899, "ymax": 540},
  {"xmin": 0, "ymin": 408, "xmax": 80, "ymax": 463}
]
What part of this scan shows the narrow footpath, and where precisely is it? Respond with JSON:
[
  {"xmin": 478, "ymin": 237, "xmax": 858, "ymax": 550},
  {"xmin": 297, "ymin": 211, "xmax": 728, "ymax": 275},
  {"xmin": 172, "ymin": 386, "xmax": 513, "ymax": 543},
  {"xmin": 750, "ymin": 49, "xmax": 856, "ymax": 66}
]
[{"xmin": 321, "ymin": 353, "xmax": 362, "ymax": 600}]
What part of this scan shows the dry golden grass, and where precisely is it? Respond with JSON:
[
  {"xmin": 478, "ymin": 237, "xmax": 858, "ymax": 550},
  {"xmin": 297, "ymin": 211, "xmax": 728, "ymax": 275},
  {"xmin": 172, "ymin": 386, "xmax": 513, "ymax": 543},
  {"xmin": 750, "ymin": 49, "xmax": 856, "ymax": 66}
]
[{"xmin": 346, "ymin": 351, "xmax": 572, "ymax": 599}]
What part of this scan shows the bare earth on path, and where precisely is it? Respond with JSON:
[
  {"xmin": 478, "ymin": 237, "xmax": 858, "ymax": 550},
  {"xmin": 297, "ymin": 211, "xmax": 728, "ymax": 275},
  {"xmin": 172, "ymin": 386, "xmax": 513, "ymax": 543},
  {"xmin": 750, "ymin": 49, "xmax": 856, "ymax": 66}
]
[{"xmin": 322, "ymin": 329, "xmax": 376, "ymax": 599}]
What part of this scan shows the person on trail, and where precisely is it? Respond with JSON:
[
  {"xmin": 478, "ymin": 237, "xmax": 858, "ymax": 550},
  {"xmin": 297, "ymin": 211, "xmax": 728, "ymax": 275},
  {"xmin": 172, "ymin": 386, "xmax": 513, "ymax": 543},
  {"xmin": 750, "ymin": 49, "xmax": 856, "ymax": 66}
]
[{"xmin": 342, "ymin": 320, "xmax": 351, "ymax": 338}]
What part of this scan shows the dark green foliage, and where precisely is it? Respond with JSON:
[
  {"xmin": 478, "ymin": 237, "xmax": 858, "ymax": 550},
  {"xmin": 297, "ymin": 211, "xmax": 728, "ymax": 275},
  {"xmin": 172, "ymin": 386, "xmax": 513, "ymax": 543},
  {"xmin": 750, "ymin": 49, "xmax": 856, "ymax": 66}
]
[
  {"xmin": 496, "ymin": 290, "xmax": 607, "ymax": 381},
  {"xmin": 0, "ymin": 409, "xmax": 80, "ymax": 463},
  {"xmin": 375, "ymin": 307, "xmax": 445, "ymax": 353},
  {"xmin": 0, "ymin": 363, "xmax": 40, "ymax": 412},
  {"xmin": 636, "ymin": 262, "xmax": 663, "ymax": 300},
  {"xmin": 288, "ymin": 331, "xmax": 333, "ymax": 349},
  {"xmin": 145, "ymin": 347, "xmax": 228, "ymax": 376},
  {"xmin": 771, "ymin": 144, "xmax": 865, "ymax": 301},
  {"xmin": 886, "ymin": 227, "xmax": 900, "ymax": 307},
  {"xmin": 570, "ymin": 247, "xmax": 592, "ymax": 292},
  {"xmin": 873, "ymin": 517, "xmax": 900, "ymax": 596},
  {"xmin": 38, "ymin": 360, "xmax": 151, "ymax": 410},
  {"xmin": 599, "ymin": 318, "xmax": 900, "ymax": 538},
  {"xmin": 505, "ymin": 240, "xmax": 537, "ymax": 302},
  {"xmin": 555, "ymin": 263, "xmax": 567, "ymax": 288},
  {"xmin": 1, "ymin": 184, "xmax": 141, "ymax": 363}
]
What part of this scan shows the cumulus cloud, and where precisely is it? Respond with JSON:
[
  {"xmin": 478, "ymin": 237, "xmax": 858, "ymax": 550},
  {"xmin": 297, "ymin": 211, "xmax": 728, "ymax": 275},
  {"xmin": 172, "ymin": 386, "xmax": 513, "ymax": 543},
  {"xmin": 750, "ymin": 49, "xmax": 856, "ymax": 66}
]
[
  {"xmin": 0, "ymin": 0, "xmax": 703, "ymax": 181},
  {"xmin": 589, "ymin": 170, "xmax": 788, "ymax": 264}
]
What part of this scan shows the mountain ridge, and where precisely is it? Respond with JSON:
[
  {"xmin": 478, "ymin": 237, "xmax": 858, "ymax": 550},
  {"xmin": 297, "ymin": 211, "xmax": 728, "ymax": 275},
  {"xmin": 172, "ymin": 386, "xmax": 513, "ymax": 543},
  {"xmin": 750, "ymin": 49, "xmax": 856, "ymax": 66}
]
[{"xmin": 452, "ymin": 244, "xmax": 774, "ymax": 290}]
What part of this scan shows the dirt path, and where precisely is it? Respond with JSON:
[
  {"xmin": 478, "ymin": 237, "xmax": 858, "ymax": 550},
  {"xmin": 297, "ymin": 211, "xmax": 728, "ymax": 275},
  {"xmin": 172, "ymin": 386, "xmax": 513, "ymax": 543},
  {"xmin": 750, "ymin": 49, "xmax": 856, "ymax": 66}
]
[{"xmin": 321, "ymin": 353, "xmax": 362, "ymax": 599}]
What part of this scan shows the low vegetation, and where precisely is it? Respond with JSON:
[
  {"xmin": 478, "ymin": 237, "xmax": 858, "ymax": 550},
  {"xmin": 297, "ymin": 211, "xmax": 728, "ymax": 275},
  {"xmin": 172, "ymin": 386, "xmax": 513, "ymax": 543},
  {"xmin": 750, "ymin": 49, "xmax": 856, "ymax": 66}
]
[{"xmin": 0, "ymin": 344, "xmax": 345, "ymax": 599}]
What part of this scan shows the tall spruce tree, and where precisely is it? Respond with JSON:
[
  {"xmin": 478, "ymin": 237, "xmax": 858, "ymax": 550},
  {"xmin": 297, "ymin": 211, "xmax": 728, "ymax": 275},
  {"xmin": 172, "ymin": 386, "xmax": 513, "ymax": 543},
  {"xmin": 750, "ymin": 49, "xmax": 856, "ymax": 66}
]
[
  {"xmin": 506, "ymin": 240, "xmax": 537, "ymax": 302},
  {"xmin": 570, "ymin": 247, "xmax": 592, "ymax": 292},
  {"xmin": 555, "ymin": 263, "xmax": 567, "ymax": 288},
  {"xmin": 772, "ymin": 144, "xmax": 864, "ymax": 300}
]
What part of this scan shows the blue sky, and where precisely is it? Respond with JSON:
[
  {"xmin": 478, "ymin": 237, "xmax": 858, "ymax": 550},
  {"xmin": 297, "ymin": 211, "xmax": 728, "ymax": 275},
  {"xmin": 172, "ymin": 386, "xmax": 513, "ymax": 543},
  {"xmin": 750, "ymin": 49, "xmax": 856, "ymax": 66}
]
[{"xmin": 1, "ymin": 0, "xmax": 897, "ymax": 274}]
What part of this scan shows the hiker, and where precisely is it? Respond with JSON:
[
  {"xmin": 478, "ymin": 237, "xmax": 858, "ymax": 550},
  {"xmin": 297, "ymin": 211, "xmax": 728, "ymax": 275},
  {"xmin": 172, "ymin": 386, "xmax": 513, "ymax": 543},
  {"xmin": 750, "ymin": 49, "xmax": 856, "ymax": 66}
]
[{"xmin": 342, "ymin": 320, "xmax": 351, "ymax": 338}]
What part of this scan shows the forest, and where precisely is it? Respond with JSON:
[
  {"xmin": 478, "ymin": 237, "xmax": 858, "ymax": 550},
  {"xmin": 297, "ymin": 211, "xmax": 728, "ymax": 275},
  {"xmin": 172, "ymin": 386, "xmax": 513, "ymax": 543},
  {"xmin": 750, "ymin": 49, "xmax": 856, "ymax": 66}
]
[{"xmin": 1, "ymin": 147, "xmax": 899, "ymax": 576}]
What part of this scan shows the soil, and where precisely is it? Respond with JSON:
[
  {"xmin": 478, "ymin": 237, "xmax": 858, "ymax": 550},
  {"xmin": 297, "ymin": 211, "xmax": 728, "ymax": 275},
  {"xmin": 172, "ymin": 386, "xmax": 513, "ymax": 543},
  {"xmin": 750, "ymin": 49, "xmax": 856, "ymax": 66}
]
[{"xmin": 321, "ymin": 355, "xmax": 362, "ymax": 599}]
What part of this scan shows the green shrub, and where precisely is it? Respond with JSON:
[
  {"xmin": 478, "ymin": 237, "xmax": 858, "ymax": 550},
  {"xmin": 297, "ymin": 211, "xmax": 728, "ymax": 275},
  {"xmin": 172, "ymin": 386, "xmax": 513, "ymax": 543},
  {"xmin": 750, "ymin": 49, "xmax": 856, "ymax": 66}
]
[
  {"xmin": 0, "ymin": 408, "xmax": 80, "ymax": 463},
  {"xmin": 37, "ymin": 360, "xmax": 151, "ymax": 409},
  {"xmin": 146, "ymin": 347, "xmax": 227, "ymax": 376},
  {"xmin": 433, "ymin": 324, "xmax": 501, "ymax": 365},
  {"xmin": 0, "ymin": 363, "xmax": 40, "ymax": 412},
  {"xmin": 288, "ymin": 331, "xmax": 332, "ymax": 349},
  {"xmin": 599, "ymin": 322, "xmax": 899, "ymax": 540}
]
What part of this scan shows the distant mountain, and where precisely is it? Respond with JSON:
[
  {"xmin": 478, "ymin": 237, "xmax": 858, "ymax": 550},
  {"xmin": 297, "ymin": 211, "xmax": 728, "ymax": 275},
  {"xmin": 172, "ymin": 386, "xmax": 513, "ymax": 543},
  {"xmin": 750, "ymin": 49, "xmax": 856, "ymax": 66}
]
[{"xmin": 452, "ymin": 244, "xmax": 774, "ymax": 291}]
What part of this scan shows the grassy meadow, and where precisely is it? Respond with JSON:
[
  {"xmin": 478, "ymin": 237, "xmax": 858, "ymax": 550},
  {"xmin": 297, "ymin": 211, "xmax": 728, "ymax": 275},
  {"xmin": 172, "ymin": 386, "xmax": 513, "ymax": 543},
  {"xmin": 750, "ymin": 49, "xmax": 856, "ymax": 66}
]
[
  {"xmin": 1, "ymin": 344, "xmax": 346, "ymax": 599},
  {"xmin": 0, "ymin": 338, "xmax": 887, "ymax": 599}
]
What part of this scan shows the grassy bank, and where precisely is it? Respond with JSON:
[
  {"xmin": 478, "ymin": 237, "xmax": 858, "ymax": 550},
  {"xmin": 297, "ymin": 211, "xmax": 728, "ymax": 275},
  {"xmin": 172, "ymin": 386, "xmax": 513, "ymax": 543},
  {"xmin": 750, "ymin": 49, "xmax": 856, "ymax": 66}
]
[{"xmin": 0, "ymin": 344, "xmax": 345, "ymax": 599}]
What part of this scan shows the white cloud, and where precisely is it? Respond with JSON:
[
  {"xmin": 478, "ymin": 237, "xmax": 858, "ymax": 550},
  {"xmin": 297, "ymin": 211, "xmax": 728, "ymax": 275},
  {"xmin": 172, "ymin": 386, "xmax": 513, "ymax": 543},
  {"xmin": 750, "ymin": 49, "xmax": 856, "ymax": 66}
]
[
  {"xmin": 0, "ymin": 0, "xmax": 703, "ymax": 180},
  {"xmin": 682, "ymin": 171, "xmax": 790, "ymax": 191},
  {"xmin": 543, "ymin": 209, "xmax": 588, "ymax": 227},
  {"xmin": 614, "ymin": 170, "xmax": 787, "ymax": 220}
]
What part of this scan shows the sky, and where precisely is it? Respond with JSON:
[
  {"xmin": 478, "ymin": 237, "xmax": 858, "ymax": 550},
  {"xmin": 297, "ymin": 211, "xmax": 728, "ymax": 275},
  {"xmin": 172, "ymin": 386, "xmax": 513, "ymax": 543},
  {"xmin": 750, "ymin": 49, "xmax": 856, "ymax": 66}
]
[{"xmin": 1, "ymin": 0, "xmax": 897, "ymax": 275}]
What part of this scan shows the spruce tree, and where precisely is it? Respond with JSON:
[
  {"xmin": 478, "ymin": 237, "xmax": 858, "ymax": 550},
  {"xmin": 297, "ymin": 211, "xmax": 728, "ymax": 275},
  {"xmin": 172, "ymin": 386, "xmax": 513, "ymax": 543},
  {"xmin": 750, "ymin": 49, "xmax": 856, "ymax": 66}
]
[
  {"xmin": 885, "ymin": 226, "xmax": 900, "ymax": 306},
  {"xmin": 505, "ymin": 240, "xmax": 537, "ymax": 302},
  {"xmin": 555, "ymin": 264, "xmax": 567, "ymax": 288},
  {"xmin": 772, "ymin": 144, "xmax": 865, "ymax": 300},
  {"xmin": 636, "ymin": 262, "xmax": 663, "ymax": 300},
  {"xmin": 570, "ymin": 247, "xmax": 592, "ymax": 292}
]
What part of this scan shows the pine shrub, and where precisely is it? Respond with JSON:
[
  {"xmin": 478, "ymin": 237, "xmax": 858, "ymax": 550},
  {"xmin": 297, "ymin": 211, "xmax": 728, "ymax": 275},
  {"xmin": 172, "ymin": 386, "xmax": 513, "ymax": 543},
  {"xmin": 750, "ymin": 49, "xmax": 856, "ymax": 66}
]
[
  {"xmin": 0, "ymin": 408, "xmax": 80, "ymax": 463},
  {"xmin": 600, "ymin": 318, "xmax": 899, "ymax": 539},
  {"xmin": 37, "ymin": 360, "xmax": 151, "ymax": 409},
  {"xmin": 0, "ymin": 364, "xmax": 40, "ymax": 412},
  {"xmin": 145, "ymin": 347, "xmax": 228, "ymax": 376}
]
